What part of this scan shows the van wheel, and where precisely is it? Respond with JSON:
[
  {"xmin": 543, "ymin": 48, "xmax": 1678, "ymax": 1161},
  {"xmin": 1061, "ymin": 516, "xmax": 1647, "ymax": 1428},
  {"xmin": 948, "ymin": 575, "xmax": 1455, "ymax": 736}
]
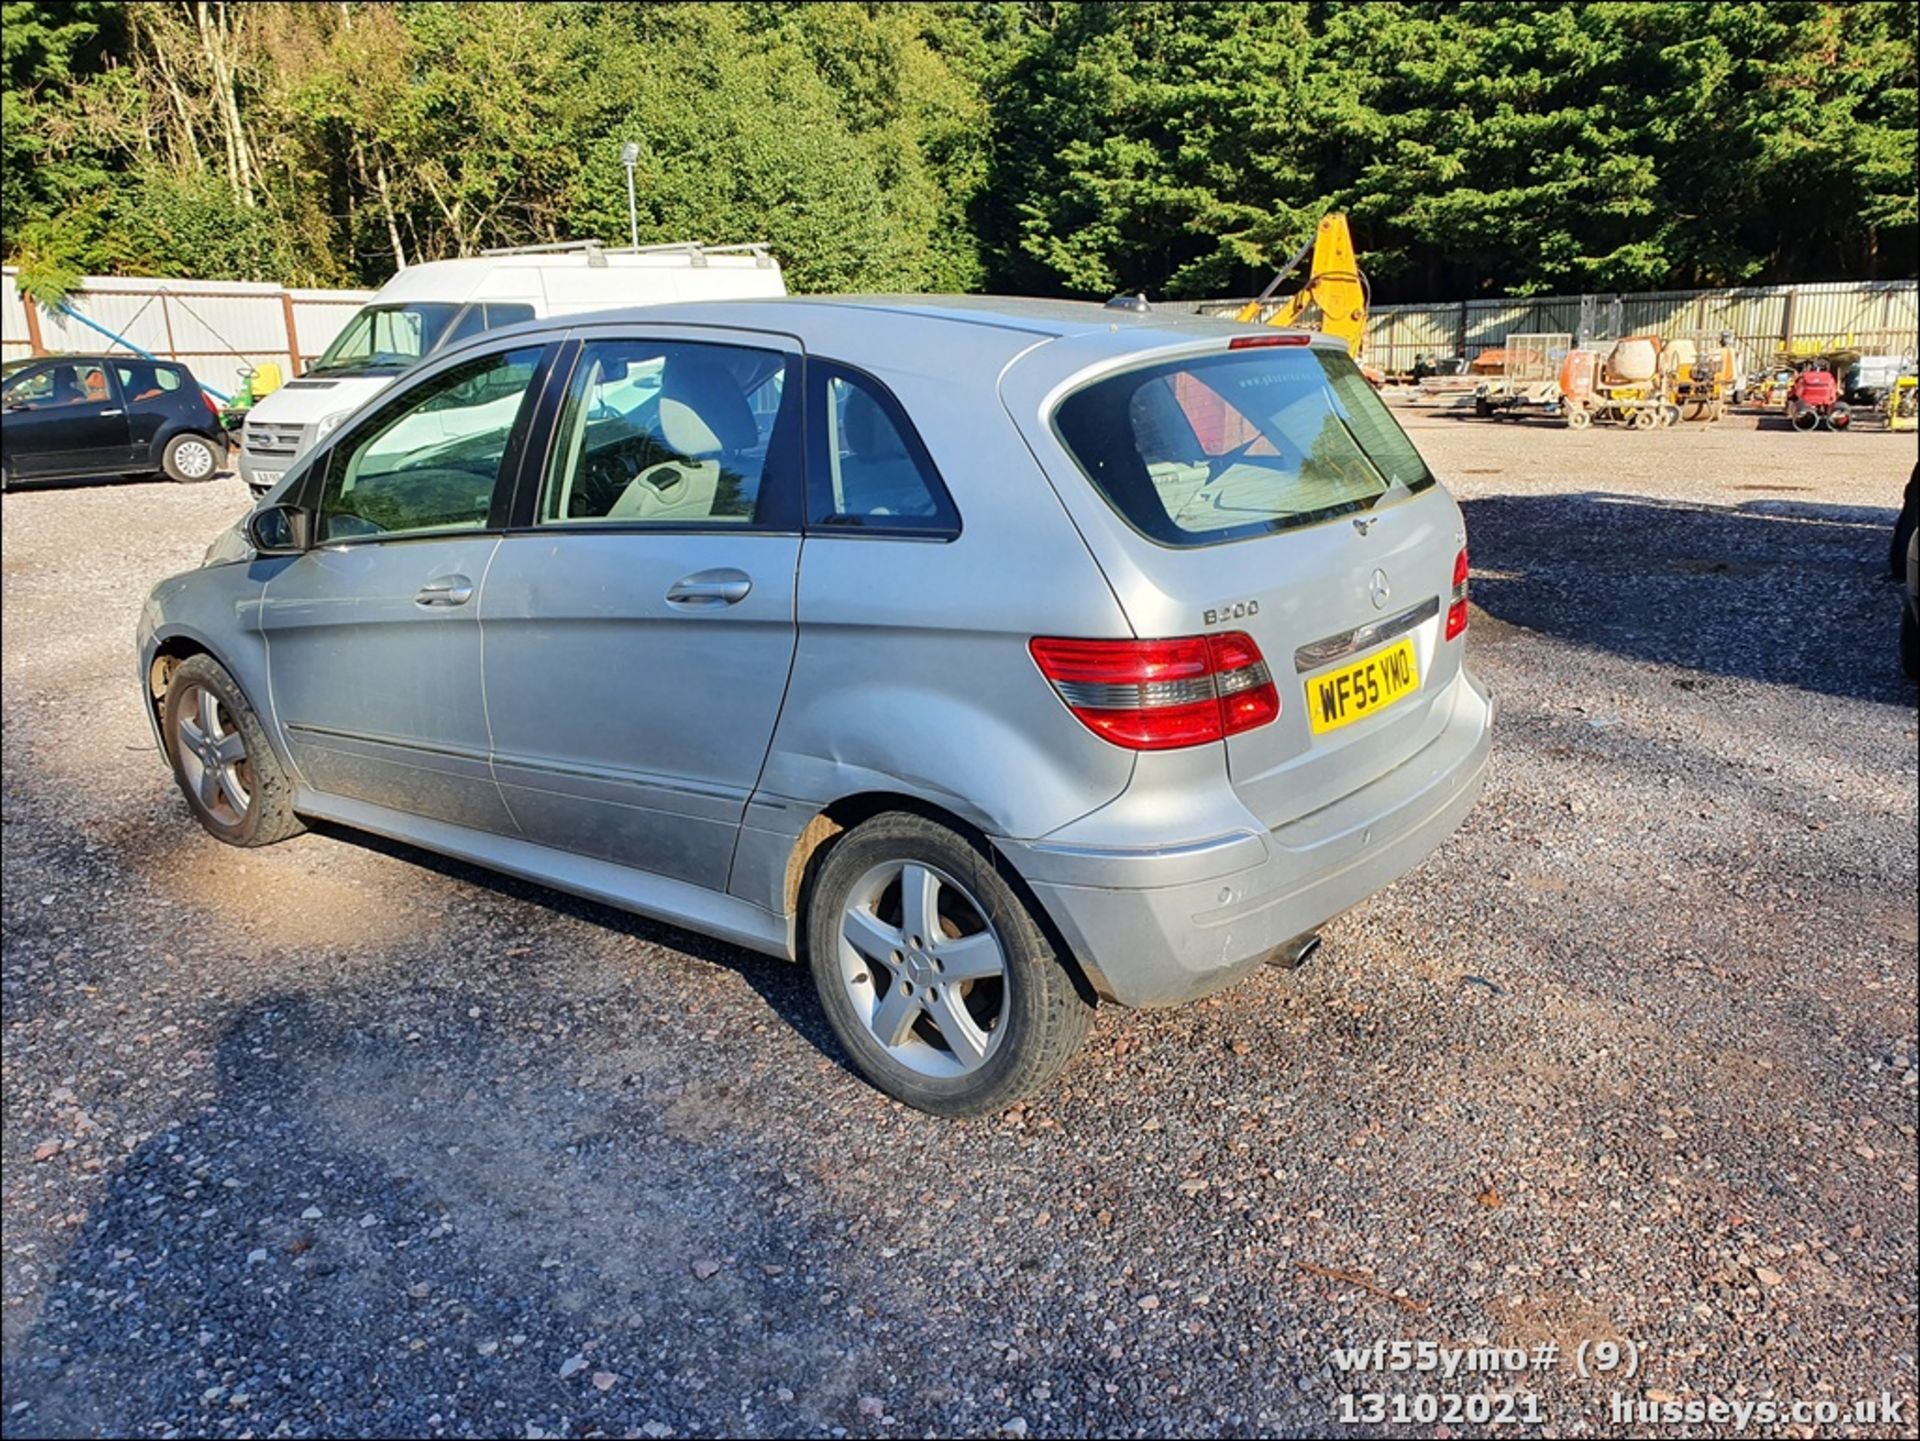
[
  {"xmin": 162, "ymin": 654, "xmax": 304, "ymax": 847},
  {"xmin": 806, "ymin": 812, "xmax": 1094, "ymax": 1116},
  {"xmin": 163, "ymin": 432, "xmax": 221, "ymax": 483}
]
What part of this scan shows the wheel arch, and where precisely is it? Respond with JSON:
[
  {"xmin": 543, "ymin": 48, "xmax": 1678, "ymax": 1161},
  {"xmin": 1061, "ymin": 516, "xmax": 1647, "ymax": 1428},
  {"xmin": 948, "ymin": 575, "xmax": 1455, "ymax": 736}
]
[{"xmin": 776, "ymin": 790, "xmax": 1101, "ymax": 1008}]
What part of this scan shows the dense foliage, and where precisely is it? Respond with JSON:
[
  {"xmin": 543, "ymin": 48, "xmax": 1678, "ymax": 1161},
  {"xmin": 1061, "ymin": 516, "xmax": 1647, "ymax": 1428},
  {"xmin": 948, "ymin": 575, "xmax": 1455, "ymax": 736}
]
[{"xmin": 3, "ymin": 1, "xmax": 1914, "ymax": 304}]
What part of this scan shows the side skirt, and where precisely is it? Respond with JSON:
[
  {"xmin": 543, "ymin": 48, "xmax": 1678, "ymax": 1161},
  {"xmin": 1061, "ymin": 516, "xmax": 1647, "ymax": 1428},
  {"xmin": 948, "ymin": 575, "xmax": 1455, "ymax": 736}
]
[{"xmin": 293, "ymin": 789, "xmax": 794, "ymax": 961}]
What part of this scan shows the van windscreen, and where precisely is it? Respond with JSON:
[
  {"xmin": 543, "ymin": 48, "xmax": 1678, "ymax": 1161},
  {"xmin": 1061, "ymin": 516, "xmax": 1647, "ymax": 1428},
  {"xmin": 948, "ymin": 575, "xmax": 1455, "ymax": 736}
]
[
  {"xmin": 310, "ymin": 303, "xmax": 462, "ymax": 376},
  {"xmin": 1052, "ymin": 346, "xmax": 1434, "ymax": 546}
]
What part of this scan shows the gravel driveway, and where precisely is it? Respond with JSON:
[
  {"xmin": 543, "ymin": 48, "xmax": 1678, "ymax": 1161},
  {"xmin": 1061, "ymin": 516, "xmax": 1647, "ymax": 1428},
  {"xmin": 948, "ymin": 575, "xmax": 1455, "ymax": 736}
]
[{"xmin": 3, "ymin": 415, "xmax": 1915, "ymax": 1439}]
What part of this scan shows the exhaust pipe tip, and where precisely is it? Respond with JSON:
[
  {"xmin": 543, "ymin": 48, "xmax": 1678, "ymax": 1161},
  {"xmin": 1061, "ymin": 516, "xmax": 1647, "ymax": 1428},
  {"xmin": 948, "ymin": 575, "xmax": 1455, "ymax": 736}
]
[{"xmin": 1266, "ymin": 932, "xmax": 1323, "ymax": 971}]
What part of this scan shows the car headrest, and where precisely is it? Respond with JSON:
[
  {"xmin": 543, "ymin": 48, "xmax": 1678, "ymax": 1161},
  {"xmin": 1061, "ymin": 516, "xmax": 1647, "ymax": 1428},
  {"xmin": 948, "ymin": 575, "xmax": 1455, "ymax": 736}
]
[
  {"xmin": 841, "ymin": 387, "xmax": 906, "ymax": 460},
  {"xmin": 658, "ymin": 357, "xmax": 757, "ymax": 456}
]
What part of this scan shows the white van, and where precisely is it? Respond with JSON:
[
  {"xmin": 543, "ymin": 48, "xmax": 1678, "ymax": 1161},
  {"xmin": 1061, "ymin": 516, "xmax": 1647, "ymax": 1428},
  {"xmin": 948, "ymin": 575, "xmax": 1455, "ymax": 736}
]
[{"xmin": 237, "ymin": 241, "xmax": 786, "ymax": 493}]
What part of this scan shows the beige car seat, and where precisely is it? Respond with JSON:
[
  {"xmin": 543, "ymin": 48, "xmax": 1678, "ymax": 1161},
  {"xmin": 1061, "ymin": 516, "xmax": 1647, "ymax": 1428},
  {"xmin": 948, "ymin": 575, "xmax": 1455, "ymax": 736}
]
[{"xmin": 609, "ymin": 357, "xmax": 757, "ymax": 522}]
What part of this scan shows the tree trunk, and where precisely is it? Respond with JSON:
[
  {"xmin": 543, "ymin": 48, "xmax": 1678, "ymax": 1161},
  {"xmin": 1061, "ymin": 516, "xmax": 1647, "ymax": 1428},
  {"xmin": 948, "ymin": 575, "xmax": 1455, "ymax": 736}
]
[
  {"xmin": 193, "ymin": 0, "xmax": 256, "ymax": 207},
  {"xmin": 375, "ymin": 158, "xmax": 408, "ymax": 271}
]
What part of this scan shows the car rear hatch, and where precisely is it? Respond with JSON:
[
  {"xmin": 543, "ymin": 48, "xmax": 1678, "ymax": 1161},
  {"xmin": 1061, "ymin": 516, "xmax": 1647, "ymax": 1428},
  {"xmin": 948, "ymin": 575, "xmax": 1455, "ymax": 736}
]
[{"xmin": 1005, "ymin": 331, "xmax": 1470, "ymax": 833}]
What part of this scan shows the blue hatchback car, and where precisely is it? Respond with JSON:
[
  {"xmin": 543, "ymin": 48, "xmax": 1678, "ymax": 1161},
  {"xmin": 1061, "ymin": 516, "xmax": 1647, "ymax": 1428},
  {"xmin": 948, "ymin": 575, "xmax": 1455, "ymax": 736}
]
[{"xmin": 1, "ymin": 354, "xmax": 227, "ymax": 490}]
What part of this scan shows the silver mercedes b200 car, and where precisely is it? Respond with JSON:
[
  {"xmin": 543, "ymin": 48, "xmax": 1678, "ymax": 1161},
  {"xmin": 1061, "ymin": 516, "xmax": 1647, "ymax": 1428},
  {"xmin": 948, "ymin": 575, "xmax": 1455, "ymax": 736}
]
[{"xmin": 138, "ymin": 297, "xmax": 1492, "ymax": 1115}]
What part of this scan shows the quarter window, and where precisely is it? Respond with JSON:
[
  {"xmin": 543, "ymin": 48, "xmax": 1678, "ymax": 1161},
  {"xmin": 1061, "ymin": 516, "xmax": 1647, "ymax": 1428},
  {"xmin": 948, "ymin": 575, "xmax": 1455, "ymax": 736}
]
[
  {"xmin": 537, "ymin": 339, "xmax": 789, "ymax": 527},
  {"xmin": 809, "ymin": 365, "xmax": 956, "ymax": 534},
  {"xmin": 317, "ymin": 345, "xmax": 542, "ymax": 541}
]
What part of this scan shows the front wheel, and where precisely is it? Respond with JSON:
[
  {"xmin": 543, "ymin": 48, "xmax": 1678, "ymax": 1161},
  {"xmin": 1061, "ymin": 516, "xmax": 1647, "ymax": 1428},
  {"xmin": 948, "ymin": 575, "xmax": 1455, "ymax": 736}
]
[
  {"xmin": 162, "ymin": 654, "xmax": 304, "ymax": 847},
  {"xmin": 807, "ymin": 812, "xmax": 1094, "ymax": 1116},
  {"xmin": 162, "ymin": 431, "xmax": 221, "ymax": 483},
  {"xmin": 1565, "ymin": 406, "xmax": 1592, "ymax": 431}
]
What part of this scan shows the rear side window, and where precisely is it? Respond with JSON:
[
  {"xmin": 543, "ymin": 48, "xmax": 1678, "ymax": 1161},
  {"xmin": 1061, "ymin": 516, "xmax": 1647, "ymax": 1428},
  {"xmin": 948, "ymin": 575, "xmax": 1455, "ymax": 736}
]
[
  {"xmin": 115, "ymin": 362, "xmax": 183, "ymax": 400},
  {"xmin": 807, "ymin": 363, "xmax": 957, "ymax": 536},
  {"xmin": 1052, "ymin": 347, "xmax": 1433, "ymax": 546}
]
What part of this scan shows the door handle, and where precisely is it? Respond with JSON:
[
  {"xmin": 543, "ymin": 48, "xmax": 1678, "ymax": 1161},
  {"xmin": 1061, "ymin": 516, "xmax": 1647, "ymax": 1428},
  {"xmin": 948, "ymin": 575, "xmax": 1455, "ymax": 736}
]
[
  {"xmin": 415, "ymin": 575, "xmax": 475, "ymax": 607},
  {"xmin": 666, "ymin": 568, "xmax": 752, "ymax": 608},
  {"xmin": 99, "ymin": 408, "xmax": 124, "ymax": 417}
]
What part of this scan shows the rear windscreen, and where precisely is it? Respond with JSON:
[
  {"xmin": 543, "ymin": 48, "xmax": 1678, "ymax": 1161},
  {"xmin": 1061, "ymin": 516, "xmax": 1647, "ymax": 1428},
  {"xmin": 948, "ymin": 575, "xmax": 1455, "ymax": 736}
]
[{"xmin": 1052, "ymin": 346, "xmax": 1434, "ymax": 546}]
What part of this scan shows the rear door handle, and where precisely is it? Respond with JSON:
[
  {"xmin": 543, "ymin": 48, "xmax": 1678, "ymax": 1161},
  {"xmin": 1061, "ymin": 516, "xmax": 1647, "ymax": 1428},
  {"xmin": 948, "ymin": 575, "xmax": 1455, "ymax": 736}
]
[
  {"xmin": 666, "ymin": 568, "xmax": 752, "ymax": 608},
  {"xmin": 99, "ymin": 408, "xmax": 124, "ymax": 417},
  {"xmin": 415, "ymin": 574, "xmax": 475, "ymax": 607}
]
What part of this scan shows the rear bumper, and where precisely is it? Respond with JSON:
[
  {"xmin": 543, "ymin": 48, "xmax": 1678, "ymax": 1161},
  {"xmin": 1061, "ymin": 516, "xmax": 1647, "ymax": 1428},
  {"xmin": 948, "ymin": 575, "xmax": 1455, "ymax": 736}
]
[{"xmin": 1002, "ymin": 671, "xmax": 1493, "ymax": 1007}]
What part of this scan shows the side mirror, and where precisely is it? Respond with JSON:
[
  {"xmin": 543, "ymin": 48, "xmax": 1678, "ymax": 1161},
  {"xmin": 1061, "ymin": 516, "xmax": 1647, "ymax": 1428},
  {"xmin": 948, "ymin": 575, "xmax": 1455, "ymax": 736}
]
[{"xmin": 246, "ymin": 503, "xmax": 312, "ymax": 555}]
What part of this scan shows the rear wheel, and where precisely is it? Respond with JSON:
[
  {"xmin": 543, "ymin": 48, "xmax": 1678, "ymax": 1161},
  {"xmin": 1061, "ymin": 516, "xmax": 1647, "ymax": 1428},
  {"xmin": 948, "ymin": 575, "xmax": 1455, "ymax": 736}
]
[
  {"xmin": 162, "ymin": 654, "xmax": 303, "ymax": 847},
  {"xmin": 806, "ymin": 812, "xmax": 1093, "ymax": 1116},
  {"xmin": 1827, "ymin": 404, "xmax": 1852, "ymax": 432},
  {"xmin": 162, "ymin": 432, "xmax": 221, "ymax": 483}
]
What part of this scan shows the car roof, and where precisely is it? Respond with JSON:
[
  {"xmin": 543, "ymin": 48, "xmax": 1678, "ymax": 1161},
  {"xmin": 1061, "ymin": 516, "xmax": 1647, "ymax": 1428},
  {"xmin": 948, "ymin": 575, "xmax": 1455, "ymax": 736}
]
[
  {"xmin": 8, "ymin": 353, "xmax": 184, "ymax": 367},
  {"xmin": 460, "ymin": 294, "xmax": 1337, "ymax": 387}
]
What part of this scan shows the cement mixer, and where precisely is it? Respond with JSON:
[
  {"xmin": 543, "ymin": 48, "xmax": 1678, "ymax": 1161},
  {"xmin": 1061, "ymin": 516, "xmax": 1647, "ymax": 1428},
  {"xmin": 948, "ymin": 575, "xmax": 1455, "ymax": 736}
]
[{"xmin": 1559, "ymin": 335, "xmax": 1680, "ymax": 429}]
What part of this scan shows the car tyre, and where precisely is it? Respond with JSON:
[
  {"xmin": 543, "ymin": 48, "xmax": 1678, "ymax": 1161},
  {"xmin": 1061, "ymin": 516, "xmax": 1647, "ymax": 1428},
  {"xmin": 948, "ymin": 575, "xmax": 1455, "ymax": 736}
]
[
  {"xmin": 162, "ymin": 654, "xmax": 304, "ymax": 847},
  {"xmin": 162, "ymin": 431, "xmax": 222, "ymax": 483},
  {"xmin": 1902, "ymin": 602, "xmax": 1920, "ymax": 683},
  {"xmin": 806, "ymin": 811, "xmax": 1094, "ymax": 1116}
]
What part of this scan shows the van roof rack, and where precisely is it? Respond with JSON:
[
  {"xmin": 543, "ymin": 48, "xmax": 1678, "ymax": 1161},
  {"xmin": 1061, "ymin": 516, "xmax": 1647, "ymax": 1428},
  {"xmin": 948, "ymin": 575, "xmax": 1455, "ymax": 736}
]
[
  {"xmin": 475, "ymin": 239, "xmax": 777, "ymax": 268},
  {"xmin": 478, "ymin": 239, "xmax": 610, "ymax": 257}
]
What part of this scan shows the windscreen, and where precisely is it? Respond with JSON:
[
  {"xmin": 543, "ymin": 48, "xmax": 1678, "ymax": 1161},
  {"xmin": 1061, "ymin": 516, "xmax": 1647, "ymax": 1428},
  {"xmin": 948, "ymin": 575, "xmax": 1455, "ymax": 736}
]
[
  {"xmin": 1053, "ymin": 346, "xmax": 1434, "ymax": 546},
  {"xmin": 310, "ymin": 302, "xmax": 461, "ymax": 375}
]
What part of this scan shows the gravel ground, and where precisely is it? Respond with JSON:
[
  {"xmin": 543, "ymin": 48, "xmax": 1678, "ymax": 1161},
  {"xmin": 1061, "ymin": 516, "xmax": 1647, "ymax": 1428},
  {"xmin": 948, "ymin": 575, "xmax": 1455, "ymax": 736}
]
[{"xmin": 3, "ymin": 413, "xmax": 1915, "ymax": 1440}]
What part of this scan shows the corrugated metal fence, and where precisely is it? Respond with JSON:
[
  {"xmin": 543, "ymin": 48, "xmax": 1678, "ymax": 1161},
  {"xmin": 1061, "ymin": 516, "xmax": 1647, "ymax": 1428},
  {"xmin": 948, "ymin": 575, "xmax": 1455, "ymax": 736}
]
[
  {"xmin": 1181, "ymin": 280, "xmax": 1918, "ymax": 375},
  {"xmin": 2, "ymin": 269, "xmax": 373, "ymax": 399}
]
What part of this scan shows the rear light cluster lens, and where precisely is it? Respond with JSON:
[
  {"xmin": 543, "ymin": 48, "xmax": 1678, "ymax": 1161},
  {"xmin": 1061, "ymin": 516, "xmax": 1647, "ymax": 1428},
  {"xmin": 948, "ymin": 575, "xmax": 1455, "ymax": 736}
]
[
  {"xmin": 1029, "ymin": 632, "xmax": 1280, "ymax": 750},
  {"xmin": 1445, "ymin": 546, "xmax": 1470, "ymax": 640},
  {"xmin": 202, "ymin": 391, "xmax": 222, "ymax": 417}
]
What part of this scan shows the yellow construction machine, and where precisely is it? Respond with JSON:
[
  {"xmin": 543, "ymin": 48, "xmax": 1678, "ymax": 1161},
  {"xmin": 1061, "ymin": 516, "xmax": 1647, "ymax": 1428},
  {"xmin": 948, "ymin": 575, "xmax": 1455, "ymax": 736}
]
[{"xmin": 1235, "ymin": 213, "xmax": 1372, "ymax": 369}]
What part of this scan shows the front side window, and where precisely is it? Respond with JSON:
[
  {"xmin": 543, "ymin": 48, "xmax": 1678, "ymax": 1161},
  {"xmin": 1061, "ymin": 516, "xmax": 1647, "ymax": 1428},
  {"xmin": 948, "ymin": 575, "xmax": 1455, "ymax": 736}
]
[
  {"xmin": 318, "ymin": 345, "xmax": 543, "ymax": 541},
  {"xmin": 443, "ymin": 301, "xmax": 538, "ymax": 350},
  {"xmin": 1053, "ymin": 346, "xmax": 1434, "ymax": 546},
  {"xmin": 537, "ymin": 339, "xmax": 788, "ymax": 527},
  {"xmin": 2, "ymin": 361, "xmax": 112, "ymax": 410},
  {"xmin": 808, "ymin": 364, "xmax": 956, "ymax": 534},
  {"xmin": 309, "ymin": 302, "xmax": 463, "ymax": 376}
]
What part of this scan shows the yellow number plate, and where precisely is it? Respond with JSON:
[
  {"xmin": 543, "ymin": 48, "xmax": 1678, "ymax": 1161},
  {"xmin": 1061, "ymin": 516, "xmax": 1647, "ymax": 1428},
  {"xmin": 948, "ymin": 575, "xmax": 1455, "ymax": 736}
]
[{"xmin": 1304, "ymin": 638, "xmax": 1420, "ymax": 735}]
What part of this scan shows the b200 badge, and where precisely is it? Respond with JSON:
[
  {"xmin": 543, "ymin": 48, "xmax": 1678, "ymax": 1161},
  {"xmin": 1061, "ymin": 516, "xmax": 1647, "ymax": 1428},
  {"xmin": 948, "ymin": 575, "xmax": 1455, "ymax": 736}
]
[{"xmin": 1203, "ymin": 599, "xmax": 1260, "ymax": 626}]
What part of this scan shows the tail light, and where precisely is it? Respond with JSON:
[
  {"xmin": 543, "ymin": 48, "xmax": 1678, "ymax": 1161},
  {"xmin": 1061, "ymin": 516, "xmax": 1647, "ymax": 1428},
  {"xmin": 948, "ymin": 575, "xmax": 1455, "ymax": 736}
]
[
  {"xmin": 1445, "ymin": 547, "xmax": 1470, "ymax": 640},
  {"xmin": 1029, "ymin": 632, "xmax": 1280, "ymax": 750},
  {"xmin": 201, "ymin": 391, "xmax": 223, "ymax": 418}
]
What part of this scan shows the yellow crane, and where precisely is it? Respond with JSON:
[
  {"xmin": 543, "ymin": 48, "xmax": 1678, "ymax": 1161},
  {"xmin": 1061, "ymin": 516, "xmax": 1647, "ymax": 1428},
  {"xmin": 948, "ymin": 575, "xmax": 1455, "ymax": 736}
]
[{"xmin": 1234, "ymin": 212, "xmax": 1370, "ymax": 361}]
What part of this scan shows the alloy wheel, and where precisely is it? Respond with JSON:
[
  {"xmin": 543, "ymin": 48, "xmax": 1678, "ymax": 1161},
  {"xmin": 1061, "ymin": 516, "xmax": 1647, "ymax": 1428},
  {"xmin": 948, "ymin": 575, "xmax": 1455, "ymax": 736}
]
[
  {"xmin": 174, "ymin": 683, "xmax": 251, "ymax": 825},
  {"xmin": 836, "ymin": 860, "xmax": 1008, "ymax": 1078}
]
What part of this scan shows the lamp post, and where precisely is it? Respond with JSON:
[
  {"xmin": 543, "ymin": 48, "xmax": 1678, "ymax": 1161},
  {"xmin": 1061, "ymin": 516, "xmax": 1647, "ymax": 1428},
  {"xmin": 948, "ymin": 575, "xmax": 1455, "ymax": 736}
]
[{"xmin": 620, "ymin": 142, "xmax": 641, "ymax": 251}]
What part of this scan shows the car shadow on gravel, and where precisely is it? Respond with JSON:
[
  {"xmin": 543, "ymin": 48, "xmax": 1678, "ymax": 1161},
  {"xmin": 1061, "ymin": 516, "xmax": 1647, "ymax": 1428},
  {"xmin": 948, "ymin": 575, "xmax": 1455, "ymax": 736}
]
[
  {"xmin": 0, "ymin": 992, "xmax": 902, "ymax": 1439},
  {"xmin": 305, "ymin": 820, "xmax": 843, "ymax": 1061},
  {"xmin": 1461, "ymin": 491, "xmax": 1913, "ymax": 704}
]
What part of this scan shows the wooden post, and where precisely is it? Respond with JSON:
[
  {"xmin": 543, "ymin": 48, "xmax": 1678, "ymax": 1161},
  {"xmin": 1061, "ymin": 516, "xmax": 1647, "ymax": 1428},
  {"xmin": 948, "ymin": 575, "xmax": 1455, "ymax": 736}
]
[
  {"xmin": 21, "ymin": 292, "xmax": 46, "ymax": 354},
  {"xmin": 280, "ymin": 291, "xmax": 302, "ymax": 375}
]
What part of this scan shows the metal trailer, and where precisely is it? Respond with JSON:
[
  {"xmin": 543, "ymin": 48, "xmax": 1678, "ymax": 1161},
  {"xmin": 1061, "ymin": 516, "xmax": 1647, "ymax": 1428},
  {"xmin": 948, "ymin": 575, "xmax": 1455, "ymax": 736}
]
[{"xmin": 1473, "ymin": 332, "xmax": 1571, "ymax": 418}]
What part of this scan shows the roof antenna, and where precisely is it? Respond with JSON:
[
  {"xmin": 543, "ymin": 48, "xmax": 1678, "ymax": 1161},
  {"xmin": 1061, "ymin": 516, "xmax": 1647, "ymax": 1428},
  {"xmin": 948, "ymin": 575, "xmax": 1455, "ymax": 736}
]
[{"xmin": 1104, "ymin": 294, "xmax": 1151, "ymax": 314}]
